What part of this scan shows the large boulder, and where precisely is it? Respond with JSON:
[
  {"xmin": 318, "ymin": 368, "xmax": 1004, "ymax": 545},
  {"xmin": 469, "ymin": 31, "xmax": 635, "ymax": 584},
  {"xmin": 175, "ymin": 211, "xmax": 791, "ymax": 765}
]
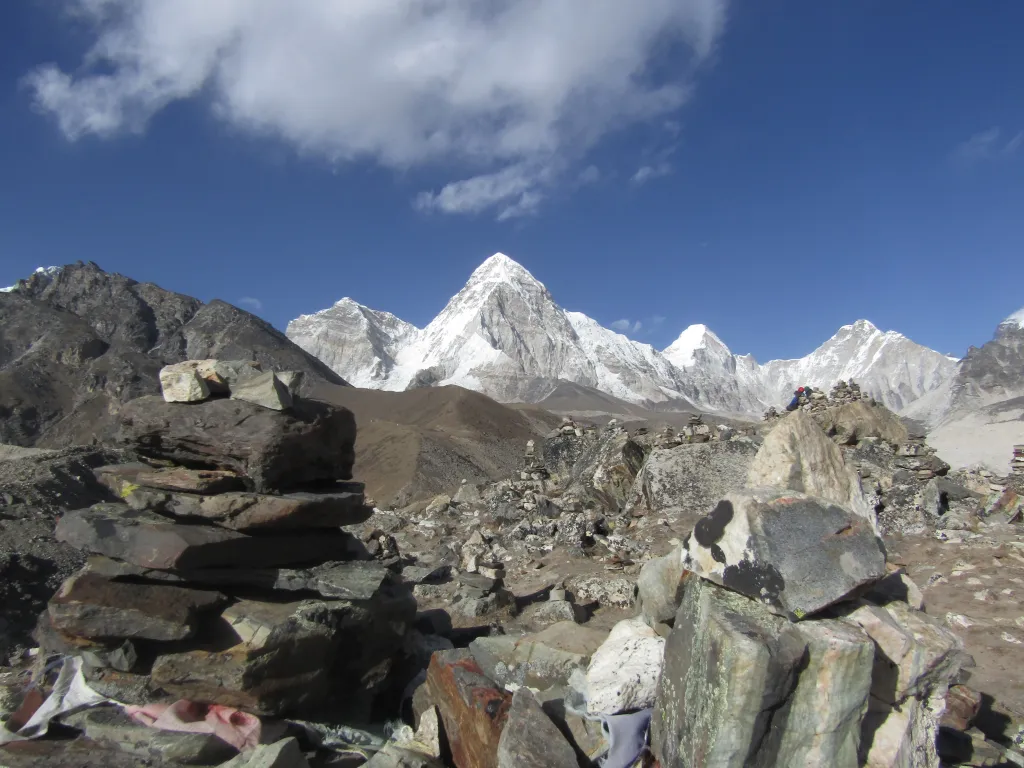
[
  {"xmin": 425, "ymin": 649, "xmax": 511, "ymax": 768},
  {"xmin": 116, "ymin": 396, "xmax": 356, "ymax": 491},
  {"xmin": 495, "ymin": 688, "xmax": 579, "ymax": 768},
  {"xmin": 748, "ymin": 411, "xmax": 874, "ymax": 520},
  {"xmin": 624, "ymin": 440, "xmax": 760, "ymax": 526},
  {"xmin": 562, "ymin": 431, "xmax": 646, "ymax": 512},
  {"xmin": 843, "ymin": 600, "xmax": 965, "ymax": 768},
  {"xmin": 811, "ymin": 401, "xmax": 909, "ymax": 448},
  {"xmin": 680, "ymin": 490, "xmax": 887, "ymax": 620},
  {"xmin": 584, "ymin": 618, "xmax": 665, "ymax": 716},
  {"xmin": 652, "ymin": 577, "xmax": 875, "ymax": 768}
]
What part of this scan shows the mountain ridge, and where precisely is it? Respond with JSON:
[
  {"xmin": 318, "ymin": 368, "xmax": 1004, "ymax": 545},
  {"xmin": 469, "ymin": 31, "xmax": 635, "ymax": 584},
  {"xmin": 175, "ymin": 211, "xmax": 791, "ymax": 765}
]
[{"xmin": 286, "ymin": 252, "xmax": 958, "ymax": 416}]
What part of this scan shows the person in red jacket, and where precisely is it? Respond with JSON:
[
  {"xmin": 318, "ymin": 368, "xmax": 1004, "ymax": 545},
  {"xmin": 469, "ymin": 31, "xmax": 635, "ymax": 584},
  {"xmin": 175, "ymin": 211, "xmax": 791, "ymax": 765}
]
[{"xmin": 786, "ymin": 386, "xmax": 806, "ymax": 412}]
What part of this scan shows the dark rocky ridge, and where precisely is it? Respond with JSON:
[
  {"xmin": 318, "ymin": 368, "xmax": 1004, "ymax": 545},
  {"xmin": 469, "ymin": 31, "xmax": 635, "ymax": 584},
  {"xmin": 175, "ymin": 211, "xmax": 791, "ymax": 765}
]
[
  {"xmin": 0, "ymin": 262, "xmax": 348, "ymax": 447},
  {"xmin": 953, "ymin": 321, "xmax": 1024, "ymax": 408}
]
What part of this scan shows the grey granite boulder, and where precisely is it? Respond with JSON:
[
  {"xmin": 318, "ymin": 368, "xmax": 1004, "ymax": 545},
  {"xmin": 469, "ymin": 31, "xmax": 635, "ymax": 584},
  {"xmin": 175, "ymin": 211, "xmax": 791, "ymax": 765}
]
[
  {"xmin": 652, "ymin": 576, "xmax": 803, "ymax": 767},
  {"xmin": 116, "ymin": 395, "xmax": 356, "ymax": 491},
  {"xmin": 680, "ymin": 489, "xmax": 887, "ymax": 620},
  {"xmin": 158, "ymin": 367, "xmax": 210, "ymax": 403},
  {"xmin": 230, "ymin": 371, "xmax": 294, "ymax": 411},
  {"xmin": 636, "ymin": 544, "xmax": 687, "ymax": 625},
  {"xmin": 653, "ymin": 577, "xmax": 875, "ymax": 768},
  {"xmin": 747, "ymin": 410, "xmax": 874, "ymax": 521},
  {"xmin": 64, "ymin": 707, "xmax": 237, "ymax": 765}
]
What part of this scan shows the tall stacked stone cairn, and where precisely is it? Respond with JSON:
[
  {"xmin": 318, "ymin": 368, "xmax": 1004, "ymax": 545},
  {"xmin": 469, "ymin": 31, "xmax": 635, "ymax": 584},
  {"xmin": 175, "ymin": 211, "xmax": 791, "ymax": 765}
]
[
  {"xmin": 38, "ymin": 360, "xmax": 415, "ymax": 721},
  {"xmin": 639, "ymin": 486, "xmax": 970, "ymax": 768}
]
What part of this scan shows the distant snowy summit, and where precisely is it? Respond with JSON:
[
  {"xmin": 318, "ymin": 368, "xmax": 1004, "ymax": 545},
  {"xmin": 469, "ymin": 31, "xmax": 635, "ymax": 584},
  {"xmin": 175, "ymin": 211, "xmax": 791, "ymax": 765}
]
[
  {"xmin": 287, "ymin": 252, "xmax": 958, "ymax": 416},
  {"xmin": 0, "ymin": 266, "xmax": 60, "ymax": 293}
]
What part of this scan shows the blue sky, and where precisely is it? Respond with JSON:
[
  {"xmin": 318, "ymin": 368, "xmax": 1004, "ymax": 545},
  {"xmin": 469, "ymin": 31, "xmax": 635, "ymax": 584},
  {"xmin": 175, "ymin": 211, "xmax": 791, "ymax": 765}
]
[{"xmin": 1, "ymin": 1, "xmax": 1022, "ymax": 362}]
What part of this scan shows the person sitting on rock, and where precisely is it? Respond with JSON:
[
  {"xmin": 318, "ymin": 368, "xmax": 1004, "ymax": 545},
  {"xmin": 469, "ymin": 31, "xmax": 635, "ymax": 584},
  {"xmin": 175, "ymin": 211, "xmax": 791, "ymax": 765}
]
[{"xmin": 786, "ymin": 386, "xmax": 806, "ymax": 411}]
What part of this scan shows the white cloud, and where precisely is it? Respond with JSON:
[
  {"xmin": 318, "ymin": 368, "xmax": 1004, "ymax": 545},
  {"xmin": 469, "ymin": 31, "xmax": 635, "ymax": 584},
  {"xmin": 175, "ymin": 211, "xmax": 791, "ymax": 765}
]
[
  {"xmin": 953, "ymin": 127, "xmax": 1024, "ymax": 164},
  {"xmin": 237, "ymin": 296, "xmax": 263, "ymax": 311},
  {"xmin": 415, "ymin": 163, "xmax": 550, "ymax": 220},
  {"xmin": 24, "ymin": 0, "xmax": 727, "ymax": 219},
  {"xmin": 631, "ymin": 161, "xmax": 673, "ymax": 185},
  {"xmin": 611, "ymin": 318, "xmax": 643, "ymax": 333},
  {"xmin": 650, "ymin": 315, "xmax": 667, "ymax": 326}
]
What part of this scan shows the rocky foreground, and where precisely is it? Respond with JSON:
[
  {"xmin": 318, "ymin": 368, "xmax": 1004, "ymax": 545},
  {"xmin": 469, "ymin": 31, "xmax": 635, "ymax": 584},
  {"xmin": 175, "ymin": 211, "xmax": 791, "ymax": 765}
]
[{"xmin": 1, "ymin": 364, "xmax": 1024, "ymax": 767}]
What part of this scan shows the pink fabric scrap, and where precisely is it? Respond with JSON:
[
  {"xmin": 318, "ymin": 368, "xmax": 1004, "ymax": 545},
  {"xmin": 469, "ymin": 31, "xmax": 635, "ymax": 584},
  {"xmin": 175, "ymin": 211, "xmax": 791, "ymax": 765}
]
[{"xmin": 124, "ymin": 699, "xmax": 262, "ymax": 751}]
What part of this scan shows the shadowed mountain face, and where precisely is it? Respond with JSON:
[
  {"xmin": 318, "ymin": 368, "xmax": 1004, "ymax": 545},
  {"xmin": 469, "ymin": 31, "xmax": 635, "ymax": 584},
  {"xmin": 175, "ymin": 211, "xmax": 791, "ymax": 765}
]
[{"xmin": 0, "ymin": 262, "xmax": 348, "ymax": 447}]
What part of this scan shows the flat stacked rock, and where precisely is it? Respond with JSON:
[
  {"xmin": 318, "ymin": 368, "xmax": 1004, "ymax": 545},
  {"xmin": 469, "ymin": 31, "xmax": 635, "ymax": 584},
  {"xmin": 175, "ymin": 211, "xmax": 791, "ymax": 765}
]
[
  {"xmin": 37, "ymin": 361, "xmax": 414, "ymax": 719},
  {"xmin": 1012, "ymin": 445, "xmax": 1024, "ymax": 476}
]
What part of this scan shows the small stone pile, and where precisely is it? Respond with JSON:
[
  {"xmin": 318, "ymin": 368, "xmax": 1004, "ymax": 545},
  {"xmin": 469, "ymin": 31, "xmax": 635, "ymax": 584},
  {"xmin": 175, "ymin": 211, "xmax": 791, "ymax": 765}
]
[
  {"xmin": 547, "ymin": 416, "xmax": 585, "ymax": 439},
  {"xmin": 895, "ymin": 432, "xmax": 949, "ymax": 480},
  {"xmin": 830, "ymin": 378, "xmax": 865, "ymax": 404},
  {"xmin": 654, "ymin": 425, "xmax": 682, "ymax": 449},
  {"xmin": 763, "ymin": 405, "xmax": 781, "ymax": 421},
  {"xmin": 37, "ymin": 360, "xmax": 414, "ymax": 721}
]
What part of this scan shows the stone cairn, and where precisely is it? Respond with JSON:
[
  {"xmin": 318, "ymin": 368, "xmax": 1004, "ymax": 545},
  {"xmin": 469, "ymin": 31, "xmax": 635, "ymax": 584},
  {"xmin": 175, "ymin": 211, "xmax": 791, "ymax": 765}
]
[
  {"xmin": 39, "ymin": 359, "xmax": 414, "ymax": 724},
  {"xmin": 896, "ymin": 432, "xmax": 949, "ymax": 480},
  {"xmin": 763, "ymin": 379, "xmax": 874, "ymax": 421},
  {"xmin": 1012, "ymin": 445, "xmax": 1024, "ymax": 477},
  {"xmin": 830, "ymin": 378, "xmax": 864, "ymax": 404},
  {"xmin": 680, "ymin": 413, "xmax": 711, "ymax": 443},
  {"xmin": 654, "ymin": 425, "xmax": 682, "ymax": 449},
  {"xmin": 521, "ymin": 439, "xmax": 549, "ymax": 480}
]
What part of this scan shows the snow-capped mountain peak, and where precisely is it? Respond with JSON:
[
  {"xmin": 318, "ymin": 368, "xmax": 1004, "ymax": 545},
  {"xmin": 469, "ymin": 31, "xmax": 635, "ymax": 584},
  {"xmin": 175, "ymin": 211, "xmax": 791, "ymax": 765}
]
[
  {"xmin": 285, "ymin": 296, "xmax": 418, "ymax": 389},
  {"xmin": 286, "ymin": 252, "xmax": 959, "ymax": 417},
  {"xmin": 663, "ymin": 324, "xmax": 729, "ymax": 369},
  {"xmin": 467, "ymin": 252, "xmax": 543, "ymax": 288},
  {"xmin": 999, "ymin": 306, "xmax": 1024, "ymax": 329}
]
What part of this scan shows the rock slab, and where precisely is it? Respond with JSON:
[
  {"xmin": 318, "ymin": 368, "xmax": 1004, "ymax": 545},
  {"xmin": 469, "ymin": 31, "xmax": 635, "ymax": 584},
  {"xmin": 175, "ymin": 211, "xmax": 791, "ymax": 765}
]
[
  {"xmin": 681, "ymin": 490, "xmax": 887, "ymax": 620},
  {"xmin": 48, "ymin": 569, "xmax": 225, "ymax": 641},
  {"xmin": 95, "ymin": 463, "xmax": 246, "ymax": 495},
  {"xmin": 56, "ymin": 504, "xmax": 363, "ymax": 570},
  {"xmin": 117, "ymin": 396, "xmax": 356, "ymax": 492},
  {"xmin": 122, "ymin": 487, "xmax": 371, "ymax": 531}
]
